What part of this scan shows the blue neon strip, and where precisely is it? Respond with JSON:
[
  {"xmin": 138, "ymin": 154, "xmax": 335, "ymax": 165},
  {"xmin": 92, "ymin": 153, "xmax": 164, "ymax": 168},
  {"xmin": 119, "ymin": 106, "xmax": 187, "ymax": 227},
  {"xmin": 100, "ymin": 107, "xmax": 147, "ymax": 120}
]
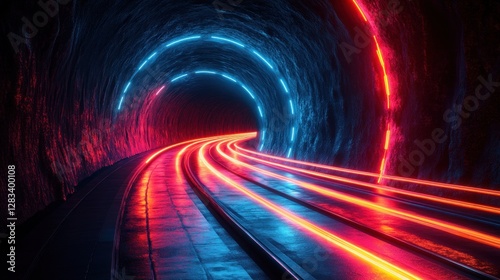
[
  {"xmin": 171, "ymin": 74, "xmax": 188, "ymax": 82},
  {"xmin": 118, "ymin": 96, "xmax": 124, "ymax": 110},
  {"xmin": 165, "ymin": 36, "xmax": 201, "ymax": 47},
  {"xmin": 280, "ymin": 79, "xmax": 289, "ymax": 93},
  {"xmin": 287, "ymin": 147, "xmax": 292, "ymax": 158},
  {"xmin": 148, "ymin": 52, "xmax": 157, "ymax": 60},
  {"xmin": 259, "ymin": 143, "xmax": 264, "ymax": 151},
  {"xmin": 195, "ymin": 70, "xmax": 217, "ymax": 74},
  {"xmin": 258, "ymin": 106, "xmax": 263, "ymax": 117},
  {"xmin": 261, "ymin": 130, "xmax": 266, "ymax": 140},
  {"xmin": 291, "ymin": 127, "xmax": 295, "ymax": 141},
  {"xmin": 242, "ymin": 86, "xmax": 256, "ymax": 99},
  {"xmin": 253, "ymin": 51, "xmax": 274, "ymax": 69},
  {"xmin": 222, "ymin": 74, "xmax": 237, "ymax": 82},
  {"xmin": 289, "ymin": 99, "xmax": 294, "ymax": 114},
  {"xmin": 211, "ymin": 36, "xmax": 245, "ymax": 48},
  {"xmin": 138, "ymin": 61, "xmax": 148, "ymax": 70},
  {"xmin": 123, "ymin": 82, "xmax": 131, "ymax": 93}
]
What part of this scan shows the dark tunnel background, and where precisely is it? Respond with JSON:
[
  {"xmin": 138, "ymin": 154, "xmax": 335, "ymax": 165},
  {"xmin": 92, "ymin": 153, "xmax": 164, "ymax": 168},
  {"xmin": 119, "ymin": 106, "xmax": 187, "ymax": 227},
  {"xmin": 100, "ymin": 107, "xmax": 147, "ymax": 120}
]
[{"xmin": 1, "ymin": 0, "xmax": 499, "ymax": 223}]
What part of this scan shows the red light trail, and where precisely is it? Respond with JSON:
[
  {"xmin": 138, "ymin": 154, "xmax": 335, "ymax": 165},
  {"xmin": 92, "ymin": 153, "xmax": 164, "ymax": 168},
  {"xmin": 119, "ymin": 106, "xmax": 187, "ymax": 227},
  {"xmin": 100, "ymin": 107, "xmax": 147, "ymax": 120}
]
[
  {"xmin": 233, "ymin": 141, "xmax": 500, "ymax": 198},
  {"xmin": 133, "ymin": 133, "xmax": 499, "ymax": 278},
  {"xmin": 203, "ymin": 137, "xmax": 500, "ymax": 249},
  {"xmin": 196, "ymin": 138, "xmax": 422, "ymax": 280}
]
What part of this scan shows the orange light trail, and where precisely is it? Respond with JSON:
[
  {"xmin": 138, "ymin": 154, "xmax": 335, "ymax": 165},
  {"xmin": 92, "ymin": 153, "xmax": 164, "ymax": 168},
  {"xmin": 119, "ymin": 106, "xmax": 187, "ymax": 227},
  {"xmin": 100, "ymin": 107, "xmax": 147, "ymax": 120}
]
[
  {"xmin": 373, "ymin": 35, "xmax": 391, "ymax": 109},
  {"xmin": 235, "ymin": 142, "xmax": 500, "ymax": 198},
  {"xmin": 373, "ymin": 30, "xmax": 391, "ymax": 182},
  {"xmin": 198, "ymin": 140, "xmax": 421, "ymax": 280},
  {"xmin": 229, "ymin": 141, "xmax": 500, "ymax": 215},
  {"xmin": 352, "ymin": 0, "xmax": 368, "ymax": 22},
  {"xmin": 218, "ymin": 140, "xmax": 500, "ymax": 248},
  {"xmin": 145, "ymin": 132, "xmax": 255, "ymax": 163},
  {"xmin": 384, "ymin": 129, "xmax": 391, "ymax": 150}
]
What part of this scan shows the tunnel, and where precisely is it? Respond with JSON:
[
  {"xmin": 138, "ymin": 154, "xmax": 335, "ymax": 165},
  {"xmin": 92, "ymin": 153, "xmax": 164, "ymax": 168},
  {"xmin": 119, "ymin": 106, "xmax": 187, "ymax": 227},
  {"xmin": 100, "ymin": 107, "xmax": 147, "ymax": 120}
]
[{"xmin": 1, "ymin": 0, "xmax": 499, "ymax": 279}]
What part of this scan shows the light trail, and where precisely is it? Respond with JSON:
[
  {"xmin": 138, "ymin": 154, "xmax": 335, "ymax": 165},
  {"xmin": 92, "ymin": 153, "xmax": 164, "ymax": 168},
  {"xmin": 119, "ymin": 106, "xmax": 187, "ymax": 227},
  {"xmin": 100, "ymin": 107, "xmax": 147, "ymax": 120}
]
[
  {"xmin": 174, "ymin": 134, "xmax": 246, "ymax": 173},
  {"xmin": 145, "ymin": 133, "xmax": 254, "ymax": 164},
  {"xmin": 229, "ymin": 141, "xmax": 500, "ymax": 214},
  {"xmin": 197, "ymin": 140, "xmax": 422, "ymax": 280},
  {"xmin": 234, "ymin": 142, "xmax": 500, "ymax": 198},
  {"xmin": 216, "ymin": 140, "xmax": 500, "ymax": 249}
]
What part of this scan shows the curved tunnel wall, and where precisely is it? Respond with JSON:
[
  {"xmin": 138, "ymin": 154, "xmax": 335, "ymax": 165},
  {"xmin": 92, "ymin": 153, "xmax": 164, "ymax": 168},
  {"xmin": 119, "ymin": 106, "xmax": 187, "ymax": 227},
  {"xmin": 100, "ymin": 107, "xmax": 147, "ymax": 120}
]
[{"xmin": 1, "ymin": 0, "xmax": 499, "ymax": 223}]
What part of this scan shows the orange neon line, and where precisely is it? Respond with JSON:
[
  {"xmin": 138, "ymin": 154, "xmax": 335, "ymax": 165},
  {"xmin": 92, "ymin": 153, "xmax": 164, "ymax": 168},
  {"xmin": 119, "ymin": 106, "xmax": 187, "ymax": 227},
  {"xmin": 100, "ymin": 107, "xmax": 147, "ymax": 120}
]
[
  {"xmin": 376, "ymin": 50, "xmax": 385, "ymax": 69},
  {"xmin": 373, "ymin": 36, "xmax": 391, "ymax": 110},
  {"xmin": 377, "ymin": 151, "xmax": 387, "ymax": 183},
  {"xmin": 373, "ymin": 35, "xmax": 391, "ymax": 177},
  {"xmin": 145, "ymin": 132, "xmax": 255, "ymax": 163},
  {"xmin": 384, "ymin": 129, "xmax": 391, "ymax": 150},
  {"xmin": 173, "ymin": 135, "xmax": 246, "ymax": 172},
  {"xmin": 198, "ymin": 141, "xmax": 421, "ymax": 279},
  {"xmin": 235, "ymin": 142, "xmax": 500, "ymax": 198},
  {"xmin": 230, "ymin": 141, "xmax": 500, "ymax": 215},
  {"xmin": 220, "ymin": 141, "xmax": 500, "ymax": 248},
  {"xmin": 350, "ymin": 4, "xmax": 391, "ymax": 183},
  {"xmin": 384, "ymin": 75, "xmax": 391, "ymax": 97},
  {"xmin": 378, "ymin": 129, "xmax": 391, "ymax": 183},
  {"xmin": 352, "ymin": 0, "xmax": 368, "ymax": 22}
]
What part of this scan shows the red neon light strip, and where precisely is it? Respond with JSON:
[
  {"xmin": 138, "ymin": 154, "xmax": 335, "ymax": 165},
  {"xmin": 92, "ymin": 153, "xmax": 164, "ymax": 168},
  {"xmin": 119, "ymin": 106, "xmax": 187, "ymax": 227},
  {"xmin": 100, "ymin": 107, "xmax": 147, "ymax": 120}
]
[
  {"xmin": 351, "ymin": 0, "xmax": 392, "ymax": 182},
  {"xmin": 352, "ymin": 0, "xmax": 368, "ymax": 22}
]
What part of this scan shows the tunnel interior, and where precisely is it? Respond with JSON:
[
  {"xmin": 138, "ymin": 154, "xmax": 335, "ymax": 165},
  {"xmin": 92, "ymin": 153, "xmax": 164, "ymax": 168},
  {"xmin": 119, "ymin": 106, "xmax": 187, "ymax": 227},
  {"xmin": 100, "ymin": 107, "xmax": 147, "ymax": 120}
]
[{"xmin": 1, "ymin": 0, "xmax": 499, "ymax": 224}]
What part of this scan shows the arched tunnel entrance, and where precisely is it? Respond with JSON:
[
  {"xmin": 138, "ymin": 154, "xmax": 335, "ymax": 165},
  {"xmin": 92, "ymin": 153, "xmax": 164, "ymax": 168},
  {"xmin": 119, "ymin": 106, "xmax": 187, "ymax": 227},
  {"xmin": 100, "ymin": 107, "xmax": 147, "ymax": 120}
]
[{"xmin": 147, "ymin": 73, "xmax": 259, "ymax": 139}]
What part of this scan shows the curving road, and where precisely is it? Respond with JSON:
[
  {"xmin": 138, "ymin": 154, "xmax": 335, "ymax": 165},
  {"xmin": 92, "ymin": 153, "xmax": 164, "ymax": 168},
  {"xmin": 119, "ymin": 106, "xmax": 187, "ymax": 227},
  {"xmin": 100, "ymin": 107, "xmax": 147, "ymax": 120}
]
[{"xmin": 18, "ymin": 133, "xmax": 500, "ymax": 279}]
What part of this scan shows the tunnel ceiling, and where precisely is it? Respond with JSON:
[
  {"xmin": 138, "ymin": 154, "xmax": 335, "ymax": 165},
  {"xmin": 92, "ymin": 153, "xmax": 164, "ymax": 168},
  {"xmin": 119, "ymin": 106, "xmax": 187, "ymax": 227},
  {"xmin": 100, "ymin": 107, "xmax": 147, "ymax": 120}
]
[{"xmin": 1, "ymin": 0, "xmax": 499, "ymax": 222}]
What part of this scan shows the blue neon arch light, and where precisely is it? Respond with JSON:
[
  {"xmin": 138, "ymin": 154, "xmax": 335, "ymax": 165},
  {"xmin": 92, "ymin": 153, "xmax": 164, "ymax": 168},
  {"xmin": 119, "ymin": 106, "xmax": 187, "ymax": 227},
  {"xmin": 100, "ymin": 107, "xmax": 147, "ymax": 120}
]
[{"xmin": 117, "ymin": 35, "xmax": 297, "ymax": 156}]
